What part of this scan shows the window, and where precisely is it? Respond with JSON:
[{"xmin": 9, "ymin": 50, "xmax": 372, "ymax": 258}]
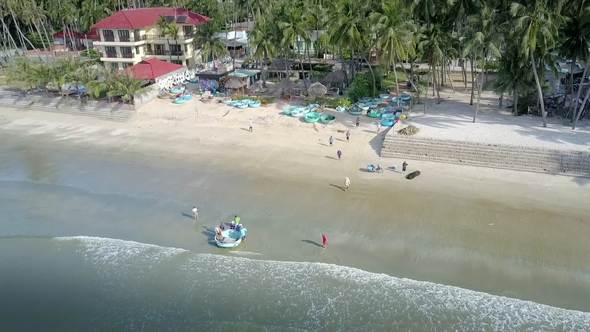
[
  {"xmin": 169, "ymin": 44, "xmax": 182, "ymax": 56},
  {"xmin": 103, "ymin": 30, "xmax": 114, "ymax": 42},
  {"xmin": 183, "ymin": 26, "xmax": 193, "ymax": 37},
  {"xmin": 133, "ymin": 30, "xmax": 141, "ymax": 41},
  {"xmin": 146, "ymin": 44, "xmax": 153, "ymax": 54},
  {"xmin": 135, "ymin": 46, "xmax": 140, "ymax": 55},
  {"xmin": 120, "ymin": 47, "xmax": 132, "ymax": 58},
  {"xmin": 118, "ymin": 30, "xmax": 130, "ymax": 42},
  {"xmin": 105, "ymin": 46, "xmax": 117, "ymax": 58},
  {"xmin": 171, "ymin": 60, "xmax": 183, "ymax": 65},
  {"xmin": 154, "ymin": 44, "xmax": 165, "ymax": 55}
]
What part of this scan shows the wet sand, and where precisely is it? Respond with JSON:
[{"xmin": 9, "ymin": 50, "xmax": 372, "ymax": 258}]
[{"xmin": 1, "ymin": 112, "xmax": 590, "ymax": 314}]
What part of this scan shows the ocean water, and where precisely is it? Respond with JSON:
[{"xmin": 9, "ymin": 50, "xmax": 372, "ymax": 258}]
[
  {"xmin": 1, "ymin": 132, "xmax": 590, "ymax": 330},
  {"xmin": 1, "ymin": 236, "xmax": 590, "ymax": 331}
]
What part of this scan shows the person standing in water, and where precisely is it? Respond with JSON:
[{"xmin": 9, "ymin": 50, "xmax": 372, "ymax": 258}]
[
  {"xmin": 355, "ymin": 117, "xmax": 360, "ymax": 127},
  {"xmin": 322, "ymin": 233, "xmax": 328, "ymax": 248},
  {"xmin": 337, "ymin": 150, "xmax": 342, "ymax": 160},
  {"xmin": 402, "ymin": 161, "xmax": 408, "ymax": 173},
  {"xmin": 346, "ymin": 130, "xmax": 350, "ymax": 142},
  {"xmin": 344, "ymin": 177, "xmax": 351, "ymax": 191},
  {"xmin": 191, "ymin": 206, "xmax": 199, "ymax": 224},
  {"xmin": 329, "ymin": 135, "xmax": 333, "ymax": 146}
]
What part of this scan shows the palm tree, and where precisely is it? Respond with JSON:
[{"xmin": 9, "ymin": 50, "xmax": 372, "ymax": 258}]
[
  {"xmin": 166, "ymin": 23, "xmax": 181, "ymax": 63},
  {"xmin": 419, "ymin": 23, "xmax": 446, "ymax": 103},
  {"xmin": 278, "ymin": 6, "xmax": 309, "ymax": 91},
  {"xmin": 250, "ymin": 17, "xmax": 277, "ymax": 86},
  {"xmin": 370, "ymin": 0, "xmax": 416, "ymax": 96},
  {"xmin": 195, "ymin": 24, "xmax": 229, "ymax": 70},
  {"xmin": 463, "ymin": 4, "xmax": 502, "ymax": 122},
  {"xmin": 512, "ymin": 0, "xmax": 563, "ymax": 127},
  {"xmin": 106, "ymin": 73, "xmax": 144, "ymax": 104}
]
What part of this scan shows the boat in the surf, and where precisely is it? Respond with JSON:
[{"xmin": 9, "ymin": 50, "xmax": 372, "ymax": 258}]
[{"xmin": 215, "ymin": 222, "xmax": 247, "ymax": 248}]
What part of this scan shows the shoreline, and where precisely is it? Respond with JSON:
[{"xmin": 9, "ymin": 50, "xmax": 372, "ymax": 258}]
[{"xmin": 2, "ymin": 101, "xmax": 590, "ymax": 310}]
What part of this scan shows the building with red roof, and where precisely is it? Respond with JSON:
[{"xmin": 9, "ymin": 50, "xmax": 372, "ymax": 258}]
[
  {"xmin": 126, "ymin": 58, "xmax": 184, "ymax": 81},
  {"xmin": 53, "ymin": 31, "xmax": 95, "ymax": 50},
  {"xmin": 91, "ymin": 7, "xmax": 210, "ymax": 71}
]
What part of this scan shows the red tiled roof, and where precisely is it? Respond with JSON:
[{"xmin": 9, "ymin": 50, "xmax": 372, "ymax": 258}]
[
  {"xmin": 92, "ymin": 7, "xmax": 210, "ymax": 30},
  {"xmin": 127, "ymin": 58, "xmax": 184, "ymax": 80},
  {"xmin": 86, "ymin": 28, "xmax": 99, "ymax": 40},
  {"xmin": 53, "ymin": 31, "xmax": 86, "ymax": 39}
]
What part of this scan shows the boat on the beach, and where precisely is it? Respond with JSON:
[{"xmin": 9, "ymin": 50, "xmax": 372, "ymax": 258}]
[
  {"xmin": 406, "ymin": 170, "xmax": 421, "ymax": 180},
  {"xmin": 367, "ymin": 109, "xmax": 382, "ymax": 118},
  {"xmin": 335, "ymin": 106, "xmax": 347, "ymax": 112},
  {"xmin": 305, "ymin": 112, "xmax": 321, "ymax": 123},
  {"xmin": 173, "ymin": 94, "xmax": 192, "ymax": 104},
  {"xmin": 215, "ymin": 222, "xmax": 247, "ymax": 248},
  {"xmin": 320, "ymin": 114, "xmax": 336, "ymax": 124},
  {"xmin": 169, "ymin": 86, "xmax": 185, "ymax": 95},
  {"xmin": 290, "ymin": 107, "xmax": 309, "ymax": 117},
  {"xmin": 381, "ymin": 118, "xmax": 395, "ymax": 127},
  {"xmin": 348, "ymin": 106, "xmax": 363, "ymax": 115}
]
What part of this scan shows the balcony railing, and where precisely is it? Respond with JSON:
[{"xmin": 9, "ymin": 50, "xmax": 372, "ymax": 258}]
[
  {"xmin": 145, "ymin": 34, "xmax": 193, "ymax": 40},
  {"xmin": 121, "ymin": 53, "xmax": 133, "ymax": 58},
  {"xmin": 104, "ymin": 52, "xmax": 117, "ymax": 58},
  {"xmin": 119, "ymin": 36, "xmax": 130, "ymax": 42},
  {"xmin": 103, "ymin": 36, "xmax": 115, "ymax": 42},
  {"xmin": 151, "ymin": 50, "xmax": 184, "ymax": 56}
]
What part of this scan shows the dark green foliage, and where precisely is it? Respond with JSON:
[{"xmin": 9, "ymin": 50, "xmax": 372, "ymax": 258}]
[{"xmin": 348, "ymin": 73, "xmax": 382, "ymax": 102}]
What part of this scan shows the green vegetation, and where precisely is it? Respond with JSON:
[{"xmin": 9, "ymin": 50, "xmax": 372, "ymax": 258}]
[
  {"xmin": 4, "ymin": 57, "xmax": 143, "ymax": 103},
  {"xmin": 0, "ymin": 0, "xmax": 589, "ymax": 126}
]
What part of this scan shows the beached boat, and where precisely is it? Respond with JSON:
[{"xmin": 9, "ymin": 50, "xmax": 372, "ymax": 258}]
[
  {"xmin": 169, "ymin": 86, "xmax": 185, "ymax": 95},
  {"xmin": 290, "ymin": 107, "xmax": 309, "ymax": 117},
  {"xmin": 215, "ymin": 222, "xmax": 247, "ymax": 248},
  {"xmin": 305, "ymin": 112, "xmax": 321, "ymax": 123},
  {"xmin": 247, "ymin": 100, "xmax": 261, "ymax": 108},
  {"xmin": 381, "ymin": 118, "xmax": 395, "ymax": 127},
  {"xmin": 367, "ymin": 109, "xmax": 382, "ymax": 118},
  {"xmin": 282, "ymin": 105, "xmax": 297, "ymax": 116},
  {"xmin": 335, "ymin": 106, "xmax": 347, "ymax": 112},
  {"xmin": 348, "ymin": 106, "xmax": 363, "ymax": 115},
  {"xmin": 320, "ymin": 114, "xmax": 336, "ymax": 124},
  {"xmin": 173, "ymin": 94, "xmax": 192, "ymax": 104}
]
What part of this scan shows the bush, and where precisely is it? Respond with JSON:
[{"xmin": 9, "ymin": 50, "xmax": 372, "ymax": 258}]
[{"xmin": 347, "ymin": 73, "xmax": 381, "ymax": 102}]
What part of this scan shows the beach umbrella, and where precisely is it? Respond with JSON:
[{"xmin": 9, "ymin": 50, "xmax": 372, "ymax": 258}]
[
  {"xmin": 307, "ymin": 82, "xmax": 327, "ymax": 98},
  {"xmin": 224, "ymin": 77, "xmax": 246, "ymax": 90}
]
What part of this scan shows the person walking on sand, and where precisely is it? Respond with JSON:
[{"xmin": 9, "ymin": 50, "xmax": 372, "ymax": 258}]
[
  {"xmin": 191, "ymin": 206, "xmax": 199, "ymax": 224},
  {"xmin": 346, "ymin": 130, "xmax": 350, "ymax": 142},
  {"xmin": 329, "ymin": 135, "xmax": 333, "ymax": 146},
  {"xmin": 248, "ymin": 119, "xmax": 253, "ymax": 132},
  {"xmin": 344, "ymin": 177, "xmax": 351, "ymax": 191},
  {"xmin": 337, "ymin": 150, "xmax": 342, "ymax": 160},
  {"xmin": 402, "ymin": 161, "xmax": 408, "ymax": 173},
  {"xmin": 322, "ymin": 233, "xmax": 328, "ymax": 248},
  {"xmin": 377, "ymin": 121, "xmax": 381, "ymax": 133},
  {"xmin": 355, "ymin": 117, "xmax": 360, "ymax": 127}
]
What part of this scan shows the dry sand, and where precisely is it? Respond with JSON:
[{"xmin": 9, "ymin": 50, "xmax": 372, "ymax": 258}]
[{"xmin": 0, "ymin": 90, "xmax": 589, "ymax": 213}]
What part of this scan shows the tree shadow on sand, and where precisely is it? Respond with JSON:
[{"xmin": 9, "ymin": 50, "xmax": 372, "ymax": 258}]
[{"xmin": 301, "ymin": 239, "xmax": 324, "ymax": 248}]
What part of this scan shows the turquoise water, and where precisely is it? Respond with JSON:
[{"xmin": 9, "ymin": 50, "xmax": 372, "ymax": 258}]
[{"xmin": 1, "ymin": 132, "xmax": 590, "ymax": 330}]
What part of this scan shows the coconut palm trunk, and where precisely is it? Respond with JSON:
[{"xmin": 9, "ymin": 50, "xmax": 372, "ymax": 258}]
[
  {"xmin": 531, "ymin": 51, "xmax": 547, "ymax": 127},
  {"xmin": 470, "ymin": 58, "xmax": 475, "ymax": 105},
  {"xmin": 513, "ymin": 89, "xmax": 519, "ymax": 115},
  {"xmin": 572, "ymin": 61, "xmax": 589, "ymax": 129},
  {"xmin": 392, "ymin": 60, "xmax": 400, "ymax": 96}
]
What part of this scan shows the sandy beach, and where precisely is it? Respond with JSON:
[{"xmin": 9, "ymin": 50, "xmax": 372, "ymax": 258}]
[{"xmin": 1, "ymin": 91, "xmax": 590, "ymax": 314}]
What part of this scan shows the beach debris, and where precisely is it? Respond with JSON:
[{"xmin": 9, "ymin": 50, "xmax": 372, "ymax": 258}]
[
  {"xmin": 406, "ymin": 170, "xmax": 421, "ymax": 180},
  {"xmin": 398, "ymin": 125, "xmax": 419, "ymax": 136}
]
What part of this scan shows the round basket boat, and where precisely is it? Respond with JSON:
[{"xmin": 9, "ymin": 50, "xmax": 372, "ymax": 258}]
[
  {"xmin": 380, "ymin": 118, "xmax": 395, "ymax": 127},
  {"xmin": 367, "ymin": 109, "xmax": 382, "ymax": 118},
  {"xmin": 381, "ymin": 111, "xmax": 395, "ymax": 120},
  {"xmin": 335, "ymin": 106, "xmax": 347, "ymax": 112},
  {"xmin": 305, "ymin": 112, "xmax": 321, "ymax": 123},
  {"xmin": 215, "ymin": 223, "xmax": 247, "ymax": 248},
  {"xmin": 348, "ymin": 106, "xmax": 363, "ymax": 115},
  {"xmin": 248, "ymin": 100, "xmax": 261, "ymax": 108},
  {"xmin": 320, "ymin": 114, "xmax": 335, "ymax": 124},
  {"xmin": 290, "ymin": 107, "xmax": 309, "ymax": 117}
]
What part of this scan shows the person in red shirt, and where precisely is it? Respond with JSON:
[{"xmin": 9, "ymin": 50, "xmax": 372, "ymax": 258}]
[{"xmin": 322, "ymin": 233, "xmax": 328, "ymax": 248}]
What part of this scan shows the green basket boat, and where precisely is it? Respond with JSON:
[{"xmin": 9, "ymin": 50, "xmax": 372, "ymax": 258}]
[
  {"xmin": 348, "ymin": 106, "xmax": 363, "ymax": 115},
  {"xmin": 320, "ymin": 114, "xmax": 336, "ymax": 124},
  {"xmin": 305, "ymin": 112, "xmax": 321, "ymax": 123},
  {"xmin": 367, "ymin": 109, "xmax": 382, "ymax": 118}
]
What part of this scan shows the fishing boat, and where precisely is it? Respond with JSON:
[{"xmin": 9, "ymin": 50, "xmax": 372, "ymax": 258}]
[
  {"xmin": 173, "ymin": 94, "xmax": 192, "ymax": 104},
  {"xmin": 320, "ymin": 114, "xmax": 336, "ymax": 124},
  {"xmin": 367, "ymin": 109, "xmax": 382, "ymax": 118},
  {"xmin": 335, "ymin": 106, "xmax": 347, "ymax": 112},
  {"xmin": 282, "ymin": 105, "xmax": 297, "ymax": 116},
  {"xmin": 305, "ymin": 112, "xmax": 321, "ymax": 123},
  {"xmin": 290, "ymin": 107, "xmax": 309, "ymax": 117},
  {"xmin": 348, "ymin": 106, "xmax": 363, "ymax": 115},
  {"xmin": 215, "ymin": 222, "xmax": 247, "ymax": 248},
  {"xmin": 380, "ymin": 118, "xmax": 395, "ymax": 127},
  {"xmin": 248, "ymin": 100, "xmax": 261, "ymax": 108}
]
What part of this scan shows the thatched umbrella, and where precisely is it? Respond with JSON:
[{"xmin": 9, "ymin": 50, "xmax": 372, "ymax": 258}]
[
  {"xmin": 224, "ymin": 77, "xmax": 247, "ymax": 95},
  {"xmin": 307, "ymin": 82, "xmax": 327, "ymax": 98}
]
